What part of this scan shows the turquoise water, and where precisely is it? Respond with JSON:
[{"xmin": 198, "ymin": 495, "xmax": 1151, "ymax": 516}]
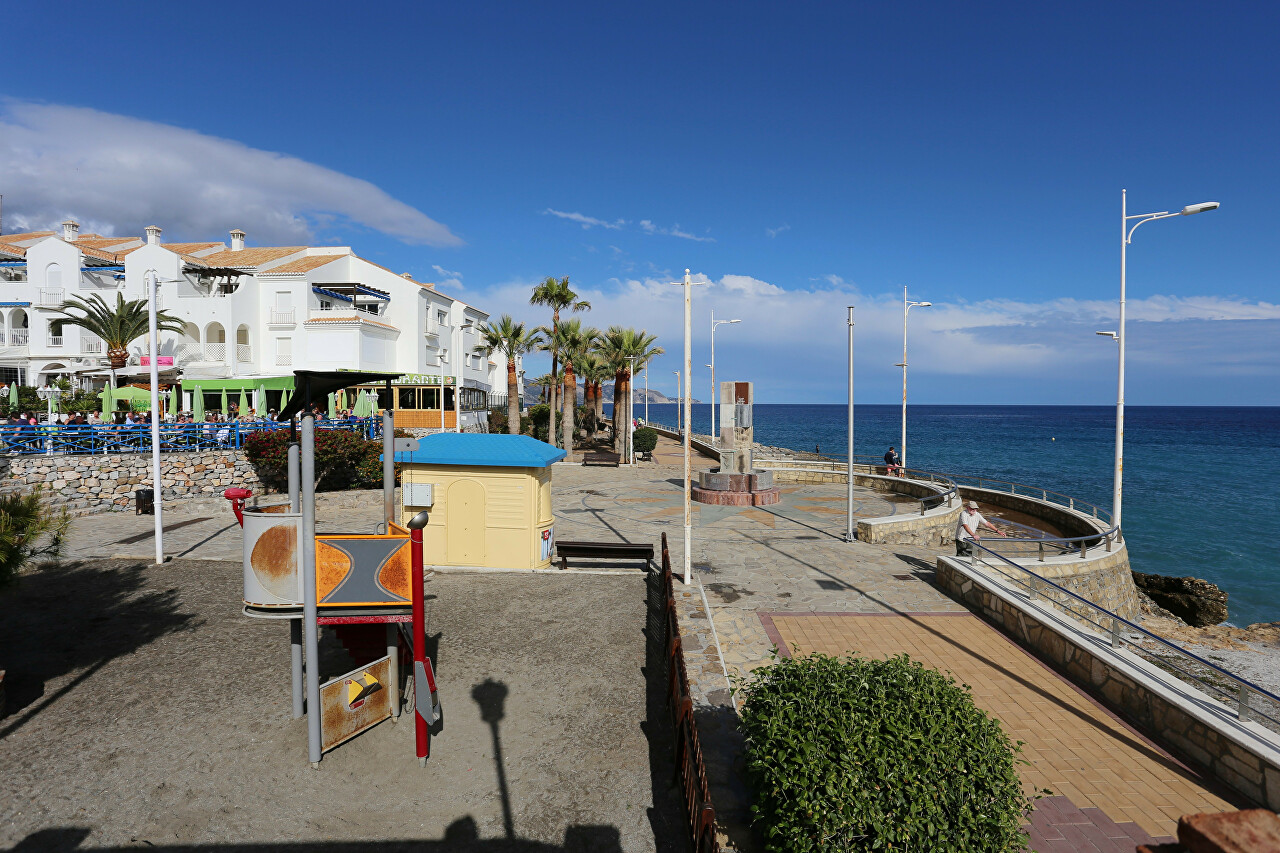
[{"xmin": 620, "ymin": 403, "xmax": 1280, "ymax": 626}]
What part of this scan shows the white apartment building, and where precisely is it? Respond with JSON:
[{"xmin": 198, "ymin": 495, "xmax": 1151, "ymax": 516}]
[{"xmin": 0, "ymin": 221, "xmax": 519, "ymax": 428}]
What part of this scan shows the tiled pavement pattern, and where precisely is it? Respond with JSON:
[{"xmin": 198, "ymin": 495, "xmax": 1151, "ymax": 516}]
[
  {"xmin": 765, "ymin": 612, "xmax": 1237, "ymax": 841},
  {"xmin": 59, "ymin": 435, "xmax": 1241, "ymax": 849}
]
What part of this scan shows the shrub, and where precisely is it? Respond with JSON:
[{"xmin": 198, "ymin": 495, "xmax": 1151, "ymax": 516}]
[
  {"xmin": 0, "ymin": 488, "xmax": 69, "ymax": 586},
  {"xmin": 738, "ymin": 652, "xmax": 1037, "ymax": 852},
  {"xmin": 244, "ymin": 428, "xmax": 389, "ymax": 492},
  {"xmin": 632, "ymin": 426, "xmax": 658, "ymax": 454},
  {"xmin": 488, "ymin": 407, "xmax": 509, "ymax": 434}
]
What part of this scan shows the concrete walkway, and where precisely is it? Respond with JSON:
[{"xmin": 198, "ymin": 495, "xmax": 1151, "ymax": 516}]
[{"xmin": 55, "ymin": 433, "xmax": 1243, "ymax": 851}]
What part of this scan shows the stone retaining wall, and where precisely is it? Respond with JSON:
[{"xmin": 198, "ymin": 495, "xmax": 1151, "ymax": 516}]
[
  {"xmin": 959, "ymin": 485, "xmax": 1107, "ymax": 540},
  {"xmin": 936, "ymin": 556, "xmax": 1280, "ymax": 812},
  {"xmin": 0, "ymin": 451, "xmax": 263, "ymax": 515}
]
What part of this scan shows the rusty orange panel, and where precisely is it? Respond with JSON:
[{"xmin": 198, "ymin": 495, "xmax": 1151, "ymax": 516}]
[{"xmin": 316, "ymin": 540, "xmax": 352, "ymax": 602}]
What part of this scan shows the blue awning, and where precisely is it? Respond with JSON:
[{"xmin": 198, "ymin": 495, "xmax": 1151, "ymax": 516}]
[
  {"xmin": 0, "ymin": 302, "xmax": 31, "ymax": 307},
  {"xmin": 355, "ymin": 284, "xmax": 391, "ymax": 301},
  {"xmin": 312, "ymin": 285, "xmax": 354, "ymax": 303}
]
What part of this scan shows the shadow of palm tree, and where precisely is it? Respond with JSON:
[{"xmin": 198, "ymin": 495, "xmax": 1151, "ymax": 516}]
[{"xmin": 0, "ymin": 559, "xmax": 199, "ymax": 736}]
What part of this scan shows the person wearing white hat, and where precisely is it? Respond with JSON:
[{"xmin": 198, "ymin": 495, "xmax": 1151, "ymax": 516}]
[{"xmin": 956, "ymin": 500, "xmax": 1007, "ymax": 557}]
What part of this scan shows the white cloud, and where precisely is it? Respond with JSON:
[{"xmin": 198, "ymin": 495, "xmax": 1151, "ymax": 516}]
[
  {"xmin": 478, "ymin": 272, "xmax": 1280, "ymax": 404},
  {"xmin": 542, "ymin": 209, "xmax": 625, "ymax": 229},
  {"xmin": 638, "ymin": 220, "xmax": 716, "ymax": 242},
  {"xmin": 0, "ymin": 100, "xmax": 462, "ymax": 247},
  {"xmin": 766, "ymin": 224, "xmax": 791, "ymax": 238},
  {"xmin": 431, "ymin": 264, "xmax": 465, "ymax": 291}
]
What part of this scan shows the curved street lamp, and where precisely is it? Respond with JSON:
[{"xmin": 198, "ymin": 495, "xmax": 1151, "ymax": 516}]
[
  {"xmin": 1109, "ymin": 191, "xmax": 1219, "ymax": 531},
  {"xmin": 710, "ymin": 311, "xmax": 741, "ymax": 443},
  {"xmin": 897, "ymin": 288, "xmax": 931, "ymax": 469}
]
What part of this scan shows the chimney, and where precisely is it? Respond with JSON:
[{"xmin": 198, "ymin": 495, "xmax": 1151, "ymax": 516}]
[
  {"xmin": 145, "ymin": 225, "xmax": 162, "ymax": 245},
  {"xmin": 230, "ymin": 229, "xmax": 246, "ymax": 251},
  {"xmin": 61, "ymin": 220, "xmax": 80, "ymax": 242}
]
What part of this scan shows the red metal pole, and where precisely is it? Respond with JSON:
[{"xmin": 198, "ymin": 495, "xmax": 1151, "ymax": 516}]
[{"xmin": 411, "ymin": 524, "xmax": 429, "ymax": 761}]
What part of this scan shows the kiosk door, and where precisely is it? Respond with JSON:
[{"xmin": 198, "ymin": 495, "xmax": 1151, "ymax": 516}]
[{"xmin": 446, "ymin": 479, "xmax": 486, "ymax": 564}]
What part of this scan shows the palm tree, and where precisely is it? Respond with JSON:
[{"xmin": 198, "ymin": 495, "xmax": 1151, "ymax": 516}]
[
  {"xmin": 550, "ymin": 319, "xmax": 599, "ymax": 452},
  {"xmin": 576, "ymin": 351, "xmax": 610, "ymax": 433},
  {"xmin": 598, "ymin": 327, "xmax": 664, "ymax": 454},
  {"xmin": 54, "ymin": 293, "xmax": 185, "ymax": 388},
  {"xmin": 529, "ymin": 276, "xmax": 590, "ymax": 448},
  {"xmin": 474, "ymin": 315, "xmax": 542, "ymax": 434}
]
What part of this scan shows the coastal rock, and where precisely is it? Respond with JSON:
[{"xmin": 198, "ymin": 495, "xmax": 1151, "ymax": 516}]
[{"xmin": 1132, "ymin": 571, "xmax": 1228, "ymax": 627}]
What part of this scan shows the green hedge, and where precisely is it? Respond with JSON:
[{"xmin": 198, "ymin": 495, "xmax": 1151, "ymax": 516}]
[
  {"xmin": 633, "ymin": 426, "xmax": 658, "ymax": 453},
  {"xmin": 738, "ymin": 652, "xmax": 1037, "ymax": 852}
]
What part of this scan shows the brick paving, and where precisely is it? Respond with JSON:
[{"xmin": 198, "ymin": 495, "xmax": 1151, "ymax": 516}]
[{"xmin": 765, "ymin": 611, "xmax": 1238, "ymax": 840}]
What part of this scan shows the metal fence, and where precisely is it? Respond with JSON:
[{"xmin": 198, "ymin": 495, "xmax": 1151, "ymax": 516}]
[
  {"xmin": 967, "ymin": 539, "xmax": 1280, "ymax": 733},
  {"xmin": 660, "ymin": 532, "xmax": 720, "ymax": 853},
  {"xmin": 0, "ymin": 418, "xmax": 379, "ymax": 456}
]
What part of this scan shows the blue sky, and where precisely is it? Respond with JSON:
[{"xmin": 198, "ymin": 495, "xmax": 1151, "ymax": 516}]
[{"xmin": 4, "ymin": 2, "xmax": 1277, "ymax": 403}]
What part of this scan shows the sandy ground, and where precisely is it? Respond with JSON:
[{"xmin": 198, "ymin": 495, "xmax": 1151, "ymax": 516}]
[{"xmin": 0, "ymin": 559, "xmax": 687, "ymax": 853}]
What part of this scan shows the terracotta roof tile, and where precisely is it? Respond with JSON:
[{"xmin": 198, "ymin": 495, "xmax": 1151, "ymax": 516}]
[
  {"xmin": 265, "ymin": 254, "xmax": 347, "ymax": 274},
  {"xmin": 162, "ymin": 242, "xmax": 225, "ymax": 255},
  {"xmin": 197, "ymin": 246, "xmax": 307, "ymax": 268},
  {"xmin": 73, "ymin": 236, "xmax": 142, "ymax": 250}
]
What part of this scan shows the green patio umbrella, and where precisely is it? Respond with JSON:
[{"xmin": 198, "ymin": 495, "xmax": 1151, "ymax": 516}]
[
  {"xmin": 328, "ymin": 391, "xmax": 338, "ymax": 420},
  {"xmin": 356, "ymin": 390, "xmax": 371, "ymax": 418},
  {"xmin": 257, "ymin": 384, "xmax": 267, "ymax": 416},
  {"xmin": 9, "ymin": 381, "xmax": 18, "ymax": 408},
  {"xmin": 238, "ymin": 387, "xmax": 249, "ymax": 417},
  {"xmin": 220, "ymin": 387, "xmax": 229, "ymax": 416},
  {"xmin": 280, "ymin": 385, "xmax": 291, "ymax": 410},
  {"xmin": 192, "ymin": 387, "xmax": 204, "ymax": 422},
  {"xmin": 100, "ymin": 383, "xmax": 114, "ymax": 416}
]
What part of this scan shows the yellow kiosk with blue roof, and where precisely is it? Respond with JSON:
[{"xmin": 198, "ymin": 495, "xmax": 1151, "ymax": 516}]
[{"xmin": 394, "ymin": 433, "xmax": 567, "ymax": 570}]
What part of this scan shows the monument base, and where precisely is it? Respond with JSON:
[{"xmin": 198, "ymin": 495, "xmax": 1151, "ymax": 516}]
[{"xmin": 691, "ymin": 485, "xmax": 781, "ymax": 506}]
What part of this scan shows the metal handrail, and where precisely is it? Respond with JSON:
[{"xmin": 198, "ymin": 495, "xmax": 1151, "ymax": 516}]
[
  {"xmin": 965, "ymin": 540, "xmax": 1280, "ymax": 730},
  {"xmin": 752, "ymin": 455, "xmax": 958, "ymax": 516},
  {"xmin": 980, "ymin": 524, "xmax": 1124, "ymax": 561},
  {"xmin": 0, "ymin": 418, "xmax": 379, "ymax": 456}
]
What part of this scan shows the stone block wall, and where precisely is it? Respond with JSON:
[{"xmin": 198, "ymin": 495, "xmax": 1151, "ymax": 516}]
[
  {"xmin": 936, "ymin": 557, "xmax": 1280, "ymax": 812},
  {"xmin": 0, "ymin": 451, "xmax": 263, "ymax": 515}
]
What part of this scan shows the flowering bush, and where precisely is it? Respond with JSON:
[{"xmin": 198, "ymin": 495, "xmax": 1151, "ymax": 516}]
[{"xmin": 244, "ymin": 428, "xmax": 390, "ymax": 492}]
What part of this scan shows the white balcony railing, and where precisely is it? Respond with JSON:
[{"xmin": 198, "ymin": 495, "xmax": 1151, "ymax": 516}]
[
  {"xmin": 175, "ymin": 342, "xmax": 228, "ymax": 363},
  {"xmin": 309, "ymin": 305, "xmax": 361, "ymax": 321},
  {"xmin": 38, "ymin": 289, "xmax": 65, "ymax": 307},
  {"xmin": 8, "ymin": 329, "xmax": 29, "ymax": 347},
  {"xmin": 47, "ymin": 335, "xmax": 64, "ymax": 347},
  {"xmin": 275, "ymin": 352, "xmax": 293, "ymax": 367},
  {"xmin": 82, "ymin": 338, "xmax": 103, "ymax": 354},
  {"xmin": 236, "ymin": 344, "xmax": 253, "ymax": 363},
  {"xmin": 269, "ymin": 309, "xmax": 296, "ymax": 324}
]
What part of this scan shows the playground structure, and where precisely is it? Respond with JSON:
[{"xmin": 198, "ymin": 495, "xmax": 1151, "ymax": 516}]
[
  {"xmin": 231, "ymin": 370, "xmax": 441, "ymax": 767},
  {"xmin": 691, "ymin": 380, "xmax": 780, "ymax": 507}
]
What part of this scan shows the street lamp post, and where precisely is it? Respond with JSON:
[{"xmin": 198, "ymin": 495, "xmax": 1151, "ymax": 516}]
[
  {"xmin": 1110, "ymin": 190, "xmax": 1219, "ymax": 531},
  {"xmin": 845, "ymin": 306, "xmax": 855, "ymax": 543},
  {"xmin": 644, "ymin": 366, "xmax": 649, "ymax": 424},
  {"xmin": 36, "ymin": 384, "xmax": 62, "ymax": 425},
  {"xmin": 669, "ymin": 270, "xmax": 704, "ymax": 586},
  {"xmin": 625, "ymin": 355, "xmax": 639, "ymax": 465},
  {"xmin": 673, "ymin": 371, "xmax": 682, "ymax": 433},
  {"xmin": 709, "ymin": 311, "xmax": 741, "ymax": 445},
  {"xmin": 896, "ymin": 287, "xmax": 931, "ymax": 470}
]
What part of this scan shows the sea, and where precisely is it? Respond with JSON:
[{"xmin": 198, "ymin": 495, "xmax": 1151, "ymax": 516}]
[{"xmin": 613, "ymin": 403, "xmax": 1280, "ymax": 627}]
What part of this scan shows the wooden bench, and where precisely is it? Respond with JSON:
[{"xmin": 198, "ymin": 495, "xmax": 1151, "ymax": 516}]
[
  {"xmin": 555, "ymin": 540, "xmax": 655, "ymax": 571},
  {"xmin": 582, "ymin": 450, "xmax": 621, "ymax": 467}
]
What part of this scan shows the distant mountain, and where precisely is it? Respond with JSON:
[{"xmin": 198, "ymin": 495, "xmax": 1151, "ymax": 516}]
[{"xmin": 520, "ymin": 384, "xmax": 699, "ymax": 405}]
